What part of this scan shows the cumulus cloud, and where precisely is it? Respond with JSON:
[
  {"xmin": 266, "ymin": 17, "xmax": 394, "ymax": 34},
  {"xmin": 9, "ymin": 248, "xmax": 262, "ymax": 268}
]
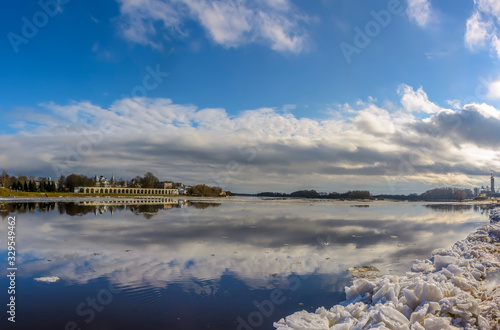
[
  {"xmin": 406, "ymin": 0, "xmax": 433, "ymax": 28},
  {"xmin": 115, "ymin": 0, "xmax": 310, "ymax": 53},
  {"xmin": 465, "ymin": 10, "xmax": 493, "ymax": 49},
  {"xmin": 409, "ymin": 102, "xmax": 500, "ymax": 150},
  {"xmin": 2, "ymin": 85, "xmax": 500, "ymax": 194},
  {"xmin": 484, "ymin": 76, "xmax": 500, "ymax": 100},
  {"xmin": 476, "ymin": 0, "xmax": 500, "ymax": 18},
  {"xmin": 465, "ymin": 0, "xmax": 500, "ymax": 58},
  {"xmin": 397, "ymin": 84, "xmax": 441, "ymax": 114}
]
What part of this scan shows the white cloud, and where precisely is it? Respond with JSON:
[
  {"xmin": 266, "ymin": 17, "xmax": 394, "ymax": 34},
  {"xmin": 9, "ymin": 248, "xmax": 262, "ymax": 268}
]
[
  {"xmin": 491, "ymin": 34, "xmax": 500, "ymax": 58},
  {"xmin": 406, "ymin": 0, "xmax": 433, "ymax": 28},
  {"xmin": 464, "ymin": 0, "xmax": 500, "ymax": 58},
  {"xmin": 352, "ymin": 105, "xmax": 396, "ymax": 135},
  {"xmin": 3, "ymin": 85, "xmax": 500, "ymax": 193},
  {"xmin": 181, "ymin": 0, "xmax": 252, "ymax": 46},
  {"xmin": 397, "ymin": 84, "xmax": 442, "ymax": 114},
  {"xmin": 465, "ymin": 10, "xmax": 493, "ymax": 49},
  {"xmin": 465, "ymin": 102, "xmax": 500, "ymax": 119},
  {"xmin": 256, "ymin": 10, "xmax": 306, "ymax": 53},
  {"xmin": 116, "ymin": 0, "xmax": 309, "ymax": 53},
  {"xmin": 446, "ymin": 99, "xmax": 461, "ymax": 109},
  {"xmin": 117, "ymin": 0, "xmax": 183, "ymax": 50},
  {"xmin": 476, "ymin": 0, "xmax": 500, "ymax": 19},
  {"xmin": 486, "ymin": 77, "xmax": 500, "ymax": 99}
]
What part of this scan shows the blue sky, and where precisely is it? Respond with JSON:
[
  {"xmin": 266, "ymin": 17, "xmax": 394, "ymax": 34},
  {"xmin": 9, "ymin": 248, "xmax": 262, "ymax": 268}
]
[{"xmin": 2, "ymin": 0, "xmax": 500, "ymax": 194}]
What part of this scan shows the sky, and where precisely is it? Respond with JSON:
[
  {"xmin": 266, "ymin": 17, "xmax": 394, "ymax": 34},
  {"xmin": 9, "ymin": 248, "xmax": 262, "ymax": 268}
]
[{"xmin": 1, "ymin": 0, "xmax": 500, "ymax": 194}]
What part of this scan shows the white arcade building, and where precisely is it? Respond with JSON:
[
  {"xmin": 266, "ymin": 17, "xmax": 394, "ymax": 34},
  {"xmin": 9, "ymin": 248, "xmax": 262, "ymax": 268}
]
[{"xmin": 74, "ymin": 186, "xmax": 179, "ymax": 195}]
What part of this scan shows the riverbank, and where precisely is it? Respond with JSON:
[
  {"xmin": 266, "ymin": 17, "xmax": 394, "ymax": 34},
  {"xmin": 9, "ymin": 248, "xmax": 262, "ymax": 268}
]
[
  {"xmin": 1, "ymin": 191, "xmax": 499, "ymax": 206},
  {"xmin": 274, "ymin": 209, "xmax": 500, "ymax": 329}
]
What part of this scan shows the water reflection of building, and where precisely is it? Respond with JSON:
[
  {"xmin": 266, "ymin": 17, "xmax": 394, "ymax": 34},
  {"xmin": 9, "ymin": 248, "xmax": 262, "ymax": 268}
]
[
  {"xmin": 80, "ymin": 198, "xmax": 186, "ymax": 215},
  {"xmin": 79, "ymin": 198, "xmax": 183, "ymax": 205},
  {"xmin": 0, "ymin": 200, "xmax": 188, "ymax": 219},
  {"xmin": 74, "ymin": 186, "xmax": 179, "ymax": 195}
]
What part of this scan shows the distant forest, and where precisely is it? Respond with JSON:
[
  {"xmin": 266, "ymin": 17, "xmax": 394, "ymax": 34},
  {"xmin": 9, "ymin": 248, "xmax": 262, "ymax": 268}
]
[
  {"xmin": 377, "ymin": 187, "xmax": 475, "ymax": 201},
  {"xmin": 251, "ymin": 187, "xmax": 476, "ymax": 201},
  {"xmin": 255, "ymin": 190, "xmax": 372, "ymax": 199}
]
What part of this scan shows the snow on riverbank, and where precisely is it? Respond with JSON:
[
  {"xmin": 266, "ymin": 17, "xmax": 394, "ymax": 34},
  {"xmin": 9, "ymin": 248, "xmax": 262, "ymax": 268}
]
[{"xmin": 274, "ymin": 209, "xmax": 500, "ymax": 329}]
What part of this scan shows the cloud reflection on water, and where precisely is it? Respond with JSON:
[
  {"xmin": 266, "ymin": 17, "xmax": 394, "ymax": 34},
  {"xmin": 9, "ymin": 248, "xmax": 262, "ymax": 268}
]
[{"xmin": 0, "ymin": 199, "xmax": 492, "ymax": 294}]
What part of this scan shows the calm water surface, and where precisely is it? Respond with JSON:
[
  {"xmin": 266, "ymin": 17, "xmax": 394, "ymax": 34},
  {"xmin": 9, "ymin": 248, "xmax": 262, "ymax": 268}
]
[{"xmin": 0, "ymin": 198, "xmax": 494, "ymax": 330}]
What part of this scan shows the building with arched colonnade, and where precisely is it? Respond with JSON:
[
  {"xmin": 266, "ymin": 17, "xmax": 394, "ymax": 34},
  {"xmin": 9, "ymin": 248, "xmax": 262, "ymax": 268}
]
[{"xmin": 74, "ymin": 186, "xmax": 179, "ymax": 195}]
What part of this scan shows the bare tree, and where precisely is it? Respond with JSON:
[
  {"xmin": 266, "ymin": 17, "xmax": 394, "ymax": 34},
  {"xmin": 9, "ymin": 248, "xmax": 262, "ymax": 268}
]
[
  {"xmin": 454, "ymin": 189, "xmax": 467, "ymax": 201},
  {"xmin": 1, "ymin": 170, "xmax": 11, "ymax": 188},
  {"xmin": 140, "ymin": 172, "xmax": 160, "ymax": 188},
  {"xmin": 17, "ymin": 174, "xmax": 27, "ymax": 185}
]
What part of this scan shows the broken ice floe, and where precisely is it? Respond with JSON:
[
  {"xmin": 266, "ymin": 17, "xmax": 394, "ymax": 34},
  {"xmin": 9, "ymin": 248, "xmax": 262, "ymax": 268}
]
[
  {"xmin": 34, "ymin": 276, "xmax": 61, "ymax": 283},
  {"xmin": 274, "ymin": 209, "xmax": 500, "ymax": 329}
]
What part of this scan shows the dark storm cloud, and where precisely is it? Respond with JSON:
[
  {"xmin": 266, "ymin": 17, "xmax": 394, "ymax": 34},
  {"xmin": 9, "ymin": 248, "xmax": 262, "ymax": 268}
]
[{"xmin": 409, "ymin": 105, "xmax": 500, "ymax": 148}]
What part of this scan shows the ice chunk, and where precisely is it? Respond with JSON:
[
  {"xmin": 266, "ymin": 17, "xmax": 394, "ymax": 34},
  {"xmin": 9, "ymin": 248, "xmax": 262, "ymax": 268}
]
[
  {"xmin": 411, "ymin": 260, "xmax": 434, "ymax": 273},
  {"xmin": 375, "ymin": 306, "xmax": 409, "ymax": 327},
  {"xmin": 423, "ymin": 317, "xmax": 458, "ymax": 330},
  {"xmin": 409, "ymin": 303, "xmax": 428, "ymax": 325},
  {"xmin": 273, "ymin": 310, "xmax": 330, "ymax": 330},
  {"xmin": 345, "ymin": 279, "xmax": 375, "ymax": 300},
  {"xmin": 34, "ymin": 276, "xmax": 60, "ymax": 282},
  {"xmin": 434, "ymin": 255, "xmax": 457, "ymax": 271},
  {"xmin": 445, "ymin": 264, "xmax": 464, "ymax": 276},
  {"xmin": 274, "ymin": 209, "xmax": 500, "ymax": 330},
  {"xmin": 403, "ymin": 282, "xmax": 444, "ymax": 310}
]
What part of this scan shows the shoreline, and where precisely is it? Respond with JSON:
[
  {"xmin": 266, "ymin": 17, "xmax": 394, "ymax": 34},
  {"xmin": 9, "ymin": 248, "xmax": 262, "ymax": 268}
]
[
  {"xmin": 1, "ymin": 195, "xmax": 499, "ymax": 207},
  {"xmin": 274, "ymin": 209, "xmax": 500, "ymax": 329},
  {"xmin": 0, "ymin": 193, "xmax": 500, "ymax": 202},
  {"xmin": 0, "ymin": 195, "xmax": 187, "ymax": 203}
]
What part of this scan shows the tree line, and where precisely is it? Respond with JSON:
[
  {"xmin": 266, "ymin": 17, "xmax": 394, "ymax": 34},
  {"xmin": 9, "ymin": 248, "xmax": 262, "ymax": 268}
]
[
  {"xmin": 376, "ymin": 187, "xmax": 475, "ymax": 201},
  {"xmin": 0, "ymin": 170, "xmax": 169, "ymax": 193},
  {"xmin": 255, "ymin": 187, "xmax": 477, "ymax": 201},
  {"xmin": 187, "ymin": 184, "xmax": 225, "ymax": 197},
  {"xmin": 1, "ymin": 170, "xmax": 97, "ymax": 193},
  {"xmin": 256, "ymin": 190, "xmax": 373, "ymax": 199},
  {"xmin": 1, "ymin": 170, "xmax": 226, "ymax": 197},
  {"xmin": 1, "ymin": 170, "xmax": 60, "ymax": 192}
]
